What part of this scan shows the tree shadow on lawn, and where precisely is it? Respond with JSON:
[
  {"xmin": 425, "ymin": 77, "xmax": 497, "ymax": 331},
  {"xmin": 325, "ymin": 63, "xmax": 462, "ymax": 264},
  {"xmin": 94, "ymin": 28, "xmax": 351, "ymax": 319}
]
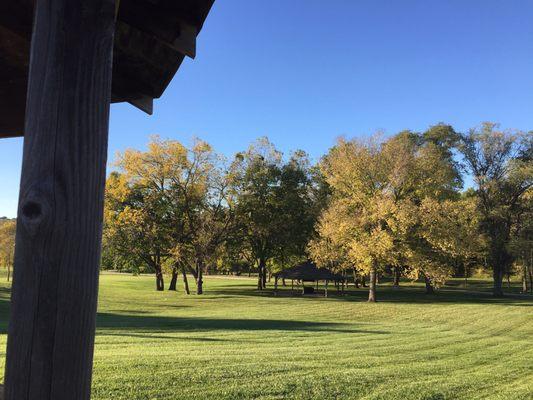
[
  {"xmin": 97, "ymin": 332, "xmax": 232, "ymax": 341},
  {"xmin": 206, "ymin": 286, "xmax": 533, "ymax": 307},
  {"xmin": 339, "ymin": 288, "xmax": 532, "ymax": 307},
  {"xmin": 96, "ymin": 312, "xmax": 388, "ymax": 335}
]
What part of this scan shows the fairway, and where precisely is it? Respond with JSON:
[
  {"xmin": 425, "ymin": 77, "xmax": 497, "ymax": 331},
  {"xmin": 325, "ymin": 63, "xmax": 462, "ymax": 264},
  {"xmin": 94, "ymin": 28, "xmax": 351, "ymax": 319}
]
[{"xmin": 0, "ymin": 273, "xmax": 531, "ymax": 400}]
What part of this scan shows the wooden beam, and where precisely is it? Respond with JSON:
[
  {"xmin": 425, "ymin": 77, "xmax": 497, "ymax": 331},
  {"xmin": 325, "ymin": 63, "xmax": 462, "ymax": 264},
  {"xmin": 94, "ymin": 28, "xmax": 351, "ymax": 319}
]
[
  {"xmin": 172, "ymin": 20, "xmax": 197, "ymax": 58},
  {"xmin": 0, "ymin": 78, "xmax": 26, "ymax": 137},
  {"xmin": 4, "ymin": 1, "xmax": 116, "ymax": 399},
  {"xmin": 128, "ymin": 95, "xmax": 154, "ymax": 115}
]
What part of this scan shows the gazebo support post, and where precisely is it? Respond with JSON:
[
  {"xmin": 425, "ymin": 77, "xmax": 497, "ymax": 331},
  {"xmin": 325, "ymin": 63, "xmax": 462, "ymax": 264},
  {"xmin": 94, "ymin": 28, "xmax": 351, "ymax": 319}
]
[{"xmin": 5, "ymin": 1, "xmax": 116, "ymax": 399}]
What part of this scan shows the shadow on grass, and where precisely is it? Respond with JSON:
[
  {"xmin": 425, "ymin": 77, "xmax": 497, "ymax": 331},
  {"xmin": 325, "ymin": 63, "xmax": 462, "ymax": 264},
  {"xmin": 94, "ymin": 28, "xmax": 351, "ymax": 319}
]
[
  {"xmin": 206, "ymin": 286, "xmax": 533, "ymax": 307},
  {"xmin": 96, "ymin": 313, "xmax": 387, "ymax": 335},
  {"xmin": 97, "ymin": 332, "xmax": 232, "ymax": 341}
]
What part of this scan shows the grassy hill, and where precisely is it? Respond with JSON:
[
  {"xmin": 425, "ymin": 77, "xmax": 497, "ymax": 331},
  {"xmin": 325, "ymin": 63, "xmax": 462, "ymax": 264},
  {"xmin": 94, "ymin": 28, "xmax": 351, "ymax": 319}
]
[{"xmin": 0, "ymin": 273, "xmax": 531, "ymax": 399}]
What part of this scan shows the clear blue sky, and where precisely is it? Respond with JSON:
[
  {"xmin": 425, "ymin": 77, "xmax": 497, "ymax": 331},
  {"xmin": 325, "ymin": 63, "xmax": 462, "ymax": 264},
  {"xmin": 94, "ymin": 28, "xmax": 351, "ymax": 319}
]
[{"xmin": 1, "ymin": 0, "xmax": 532, "ymax": 217}]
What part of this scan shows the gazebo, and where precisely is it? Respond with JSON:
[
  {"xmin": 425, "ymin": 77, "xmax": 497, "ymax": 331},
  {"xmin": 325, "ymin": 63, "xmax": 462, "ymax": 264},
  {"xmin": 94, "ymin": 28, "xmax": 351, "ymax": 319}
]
[
  {"xmin": 0, "ymin": 1, "xmax": 215, "ymax": 399},
  {"xmin": 273, "ymin": 261, "xmax": 346, "ymax": 297}
]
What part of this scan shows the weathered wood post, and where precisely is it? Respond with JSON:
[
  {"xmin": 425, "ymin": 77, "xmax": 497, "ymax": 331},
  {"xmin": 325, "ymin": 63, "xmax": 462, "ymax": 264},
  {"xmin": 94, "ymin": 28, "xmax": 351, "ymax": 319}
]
[{"xmin": 4, "ymin": 0, "xmax": 116, "ymax": 399}]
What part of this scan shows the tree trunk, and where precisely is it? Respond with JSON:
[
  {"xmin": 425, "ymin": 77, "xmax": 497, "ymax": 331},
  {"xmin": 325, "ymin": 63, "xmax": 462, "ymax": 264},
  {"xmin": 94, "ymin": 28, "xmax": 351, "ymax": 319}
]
[
  {"xmin": 257, "ymin": 258, "xmax": 266, "ymax": 290},
  {"xmin": 392, "ymin": 267, "xmax": 400, "ymax": 287},
  {"xmin": 4, "ymin": 0, "xmax": 116, "ymax": 398},
  {"xmin": 168, "ymin": 265, "xmax": 178, "ymax": 291},
  {"xmin": 181, "ymin": 265, "xmax": 190, "ymax": 295},
  {"xmin": 493, "ymin": 264, "xmax": 504, "ymax": 297},
  {"xmin": 353, "ymin": 269, "xmax": 359, "ymax": 288},
  {"xmin": 155, "ymin": 267, "xmax": 164, "ymax": 291},
  {"xmin": 529, "ymin": 268, "xmax": 533, "ymax": 295},
  {"xmin": 262, "ymin": 266, "xmax": 267, "ymax": 288},
  {"xmin": 362, "ymin": 274, "xmax": 367, "ymax": 287},
  {"xmin": 424, "ymin": 274, "xmax": 434, "ymax": 294},
  {"xmin": 489, "ymin": 236, "xmax": 513, "ymax": 298},
  {"xmin": 522, "ymin": 265, "xmax": 528, "ymax": 293},
  {"xmin": 528, "ymin": 255, "xmax": 533, "ymax": 295},
  {"xmin": 196, "ymin": 262, "xmax": 204, "ymax": 295},
  {"xmin": 368, "ymin": 265, "xmax": 377, "ymax": 302}
]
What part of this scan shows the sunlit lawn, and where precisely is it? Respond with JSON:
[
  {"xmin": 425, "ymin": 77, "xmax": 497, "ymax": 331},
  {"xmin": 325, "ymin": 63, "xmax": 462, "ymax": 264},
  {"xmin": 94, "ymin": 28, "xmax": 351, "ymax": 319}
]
[{"xmin": 0, "ymin": 272, "xmax": 531, "ymax": 399}]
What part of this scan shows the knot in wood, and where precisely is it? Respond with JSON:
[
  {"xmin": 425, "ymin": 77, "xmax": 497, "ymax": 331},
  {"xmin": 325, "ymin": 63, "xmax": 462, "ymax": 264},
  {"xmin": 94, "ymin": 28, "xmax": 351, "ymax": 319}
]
[
  {"xmin": 21, "ymin": 201, "xmax": 42, "ymax": 220},
  {"xmin": 19, "ymin": 188, "xmax": 51, "ymax": 236}
]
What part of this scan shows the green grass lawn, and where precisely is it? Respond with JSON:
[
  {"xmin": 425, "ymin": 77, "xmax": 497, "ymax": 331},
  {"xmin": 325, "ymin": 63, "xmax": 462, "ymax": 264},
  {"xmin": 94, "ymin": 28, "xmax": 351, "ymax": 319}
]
[{"xmin": 0, "ymin": 273, "xmax": 531, "ymax": 399}]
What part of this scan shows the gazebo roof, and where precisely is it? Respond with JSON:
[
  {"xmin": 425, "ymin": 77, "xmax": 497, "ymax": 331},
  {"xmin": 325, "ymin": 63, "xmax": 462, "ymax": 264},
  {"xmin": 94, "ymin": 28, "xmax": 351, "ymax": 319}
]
[
  {"xmin": 0, "ymin": 0, "xmax": 215, "ymax": 138},
  {"xmin": 274, "ymin": 261, "xmax": 345, "ymax": 282}
]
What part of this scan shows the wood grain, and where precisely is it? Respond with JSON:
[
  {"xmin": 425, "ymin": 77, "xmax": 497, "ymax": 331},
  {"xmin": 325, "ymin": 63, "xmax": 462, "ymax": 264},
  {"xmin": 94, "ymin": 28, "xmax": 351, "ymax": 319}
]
[{"xmin": 4, "ymin": 1, "xmax": 116, "ymax": 399}]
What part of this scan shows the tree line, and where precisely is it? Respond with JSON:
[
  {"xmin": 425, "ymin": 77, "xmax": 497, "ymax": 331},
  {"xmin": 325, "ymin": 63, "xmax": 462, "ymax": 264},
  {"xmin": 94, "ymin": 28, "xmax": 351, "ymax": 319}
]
[
  {"xmin": 1, "ymin": 123, "xmax": 530, "ymax": 300},
  {"xmin": 100, "ymin": 123, "xmax": 532, "ymax": 300}
]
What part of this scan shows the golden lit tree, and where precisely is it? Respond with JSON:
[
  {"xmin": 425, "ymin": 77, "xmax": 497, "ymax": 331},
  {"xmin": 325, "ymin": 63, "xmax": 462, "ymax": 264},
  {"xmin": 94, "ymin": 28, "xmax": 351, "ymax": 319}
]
[{"xmin": 0, "ymin": 218, "xmax": 16, "ymax": 281}]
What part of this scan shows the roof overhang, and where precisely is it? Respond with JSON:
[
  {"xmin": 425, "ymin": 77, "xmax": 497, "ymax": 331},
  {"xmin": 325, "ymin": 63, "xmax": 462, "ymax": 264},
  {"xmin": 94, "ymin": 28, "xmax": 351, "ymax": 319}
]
[{"xmin": 0, "ymin": 0, "xmax": 215, "ymax": 138}]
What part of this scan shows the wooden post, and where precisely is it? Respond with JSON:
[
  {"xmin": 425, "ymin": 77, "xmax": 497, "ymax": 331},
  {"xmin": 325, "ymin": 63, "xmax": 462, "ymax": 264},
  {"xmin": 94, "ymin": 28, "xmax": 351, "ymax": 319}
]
[{"xmin": 4, "ymin": 1, "xmax": 116, "ymax": 399}]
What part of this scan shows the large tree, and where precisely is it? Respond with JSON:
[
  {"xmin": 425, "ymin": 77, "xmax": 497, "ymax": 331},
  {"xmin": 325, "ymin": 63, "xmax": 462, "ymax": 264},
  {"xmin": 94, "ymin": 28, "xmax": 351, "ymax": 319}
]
[
  {"xmin": 312, "ymin": 125, "xmax": 463, "ymax": 301},
  {"xmin": 413, "ymin": 196, "xmax": 484, "ymax": 293},
  {"xmin": 104, "ymin": 137, "xmax": 207, "ymax": 291},
  {"xmin": 104, "ymin": 137, "xmax": 235, "ymax": 294},
  {"xmin": 104, "ymin": 170, "xmax": 174, "ymax": 291},
  {"xmin": 314, "ymin": 137, "xmax": 408, "ymax": 301},
  {"xmin": 230, "ymin": 138, "xmax": 315, "ymax": 290},
  {"xmin": 508, "ymin": 188, "xmax": 533, "ymax": 293},
  {"xmin": 174, "ymin": 145, "xmax": 235, "ymax": 295},
  {"xmin": 458, "ymin": 123, "xmax": 532, "ymax": 296}
]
